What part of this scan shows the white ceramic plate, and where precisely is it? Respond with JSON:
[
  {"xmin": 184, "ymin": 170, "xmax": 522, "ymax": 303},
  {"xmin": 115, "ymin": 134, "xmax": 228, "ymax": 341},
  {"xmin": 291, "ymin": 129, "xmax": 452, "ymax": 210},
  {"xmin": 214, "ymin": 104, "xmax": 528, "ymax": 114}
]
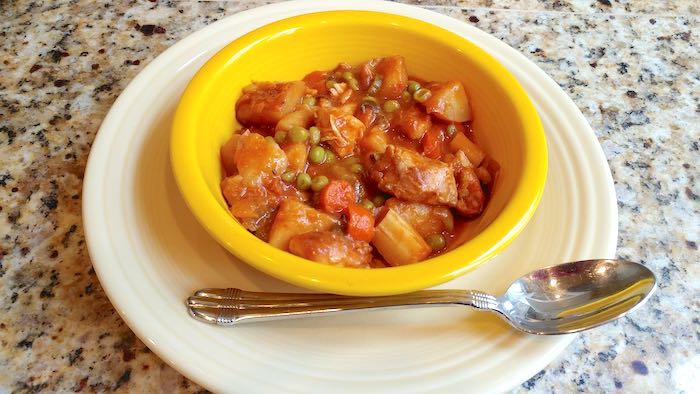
[{"xmin": 83, "ymin": 1, "xmax": 618, "ymax": 392}]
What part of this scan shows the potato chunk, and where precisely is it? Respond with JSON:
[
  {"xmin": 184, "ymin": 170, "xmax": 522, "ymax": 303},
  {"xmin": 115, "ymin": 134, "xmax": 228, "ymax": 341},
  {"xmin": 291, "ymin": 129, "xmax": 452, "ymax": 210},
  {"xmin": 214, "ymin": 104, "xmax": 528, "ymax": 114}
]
[
  {"xmin": 370, "ymin": 145, "xmax": 458, "ymax": 206},
  {"xmin": 275, "ymin": 106, "xmax": 314, "ymax": 132},
  {"xmin": 288, "ymin": 231, "xmax": 372, "ymax": 268},
  {"xmin": 359, "ymin": 126, "xmax": 388, "ymax": 155},
  {"xmin": 221, "ymin": 175, "xmax": 280, "ymax": 231},
  {"xmin": 385, "ymin": 199, "xmax": 454, "ymax": 238},
  {"xmin": 449, "ymin": 132, "xmax": 485, "ymax": 167},
  {"xmin": 236, "ymin": 81, "xmax": 306, "ymax": 126},
  {"xmin": 393, "ymin": 104, "xmax": 431, "ymax": 140},
  {"xmin": 234, "ymin": 131, "xmax": 288, "ymax": 185},
  {"xmin": 268, "ymin": 199, "xmax": 340, "ymax": 250},
  {"xmin": 422, "ymin": 81, "xmax": 471, "ymax": 122},
  {"xmin": 220, "ymin": 133, "xmax": 241, "ymax": 177},
  {"xmin": 375, "ymin": 56, "xmax": 408, "ymax": 99}
]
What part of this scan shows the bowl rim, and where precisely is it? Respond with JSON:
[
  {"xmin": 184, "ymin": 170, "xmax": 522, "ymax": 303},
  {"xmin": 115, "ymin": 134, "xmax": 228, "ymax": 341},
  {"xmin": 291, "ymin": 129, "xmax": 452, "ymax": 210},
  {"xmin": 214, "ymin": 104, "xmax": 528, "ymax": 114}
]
[{"xmin": 171, "ymin": 10, "xmax": 547, "ymax": 296}]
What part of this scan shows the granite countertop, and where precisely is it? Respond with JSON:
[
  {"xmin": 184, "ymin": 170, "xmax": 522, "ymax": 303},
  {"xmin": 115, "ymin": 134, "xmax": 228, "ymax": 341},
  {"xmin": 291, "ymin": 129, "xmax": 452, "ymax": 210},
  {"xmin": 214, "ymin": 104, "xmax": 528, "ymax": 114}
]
[{"xmin": 1, "ymin": 0, "xmax": 698, "ymax": 392}]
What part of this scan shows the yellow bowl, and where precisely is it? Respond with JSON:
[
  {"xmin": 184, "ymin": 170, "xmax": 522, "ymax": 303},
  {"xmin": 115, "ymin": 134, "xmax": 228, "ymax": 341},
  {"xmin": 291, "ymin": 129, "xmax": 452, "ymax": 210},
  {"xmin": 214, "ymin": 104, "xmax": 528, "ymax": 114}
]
[{"xmin": 171, "ymin": 11, "xmax": 547, "ymax": 296}]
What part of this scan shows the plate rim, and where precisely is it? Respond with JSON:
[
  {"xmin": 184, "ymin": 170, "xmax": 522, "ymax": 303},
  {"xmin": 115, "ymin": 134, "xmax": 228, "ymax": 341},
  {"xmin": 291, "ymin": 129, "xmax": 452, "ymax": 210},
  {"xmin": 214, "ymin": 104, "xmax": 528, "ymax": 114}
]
[{"xmin": 82, "ymin": 0, "xmax": 618, "ymax": 392}]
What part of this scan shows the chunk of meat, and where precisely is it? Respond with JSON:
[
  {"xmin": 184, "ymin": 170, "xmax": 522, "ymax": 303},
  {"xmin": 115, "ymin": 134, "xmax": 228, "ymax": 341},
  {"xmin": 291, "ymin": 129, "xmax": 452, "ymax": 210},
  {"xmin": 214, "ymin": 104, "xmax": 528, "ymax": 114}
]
[
  {"xmin": 449, "ymin": 151, "xmax": 485, "ymax": 216},
  {"xmin": 375, "ymin": 56, "xmax": 408, "ymax": 99},
  {"xmin": 221, "ymin": 175, "xmax": 280, "ymax": 231},
  {"xmin": 268, "ymin": 199, "xmax": 340, "ymax": 250},
  {"xmin": 317, "ymin": 107, "xmax": 366, "ymax": 158},
  {"xmin": 385, "ymin": 199, "xmax": 454, "ymax": 238},
  {"xmin": 236, "ymin": 81, "xmax": 306, "ymax": 126},
  {"xmin": 370, "ymin": 145, "xmax": 458, "ymax": 206},
  {"xmin": 422, "ymin": 81, "xmax": 471, "ymax": 122},
  {"xmin": 288, "ymin": 231, "xmax": 372, "ymax": 268},
  {"xmin": 393, "ymin": 104, "xmax": 431, "ymax": 140},
  {"xmin": 275, "ymin": 106, "xmax": 314, "ymax": 132},
  {"xmin": 234, "ymin": 131, "xmax": 288, "ymax": 185}
]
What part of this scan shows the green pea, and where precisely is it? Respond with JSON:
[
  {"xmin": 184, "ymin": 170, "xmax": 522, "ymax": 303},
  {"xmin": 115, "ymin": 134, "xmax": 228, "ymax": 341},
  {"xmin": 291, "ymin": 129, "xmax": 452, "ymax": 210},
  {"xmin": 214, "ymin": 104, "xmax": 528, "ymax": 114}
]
[
  {"xmin": 311, "ymin": 175, "xmax": 329, "ymax": 192},
  {"xmin": 413, "ymin": 88, "xmax": 432, "ymax": 103},
  {"xmin": 289, "ymin": 126, "xmax": 309, "ymax": 143},
  {"xmin": 350, "ymin": 163, "xmax": 364, "ymax": 173},
  {"xmin": 371, "ymin": 195, "xmax": 386, "ymax": 207},
  {"xmin": 325, "ymin": 149, "xmax": 336, "ymax": 163},
  {"xmin": 325, "ymin": 80, "xmax": 336, "ymax": 90},
  {"xmin": 348, "ymin": 78, "xmax": 360, "ymax": 91},
  {"xmin": 309, "ymin": 126, "xmax": 321, "ymax": 145},
  {"xmin": 360, "ymin": 199, "xmax": 375, "ymax": 211},
  {"xmin": 274, "ymin": 130, "xmax": 287, "ymax": 144},
  {"xmin": 383, "ymin": 100, "xmax": 400, "ymax": 113},
  {"xmin": 368, "ymin": 76, "xmax": 383, "ymax": 95},
  {"xmin": 342, "ymin": 71, "xmax": 355, "ymax": 82},
  {"xmin": 281, "ymin": 170, "xmax": 296, "ymax": 183},
  {"xmin": 309, "ymin": 146, "xmax": 326, "ymax": 164},
  {"xmin": 426, "ymin": 234, "xmax": 446, "ymax": 250},
  {"xmin": 302, "ymin": 96, "xmax": 316, "ymax": 107},
  {"xmin": 446, "ymin": 124, "xmax": 457, "ymax": 136},
  {"xmin": 407, "ymin": 80, "xmax": 421, "ymax": 94},
  {"xmin": 296, "ymin": 173, "xmax": 312, "ymax": 190}
]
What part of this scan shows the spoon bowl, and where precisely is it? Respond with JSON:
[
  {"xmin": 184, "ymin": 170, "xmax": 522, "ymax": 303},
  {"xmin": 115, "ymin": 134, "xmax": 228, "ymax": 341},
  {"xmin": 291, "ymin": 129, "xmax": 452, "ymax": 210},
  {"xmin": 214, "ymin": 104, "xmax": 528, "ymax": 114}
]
[
  {"xmin": 498, "ymin": 259, "xmax": 657, "ymax": 334},
  {"xmin": 187, "ymin": 259, "xmax": 657, "ymax": 335}
]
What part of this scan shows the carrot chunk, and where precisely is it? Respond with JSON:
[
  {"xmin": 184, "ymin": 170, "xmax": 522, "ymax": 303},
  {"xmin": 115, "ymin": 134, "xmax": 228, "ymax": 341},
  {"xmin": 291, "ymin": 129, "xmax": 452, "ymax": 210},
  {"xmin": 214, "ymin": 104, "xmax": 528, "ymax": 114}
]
[
  {"xmin": 319, "ymin": 180, "xmax": 355, "ymax": 213},
  {"xmin": 346, "ymin": 204, "xmax": 375, "ymax": 242}
]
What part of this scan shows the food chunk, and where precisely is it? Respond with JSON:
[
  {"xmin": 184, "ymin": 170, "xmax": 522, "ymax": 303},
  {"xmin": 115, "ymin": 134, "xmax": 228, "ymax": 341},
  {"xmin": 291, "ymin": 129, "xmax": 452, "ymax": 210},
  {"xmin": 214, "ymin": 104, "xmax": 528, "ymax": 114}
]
[
  {"xmin": 283, "ymin": 143, "xmax": 309, "ymax": 173},
  {"xmin": 449, "ymin": 132, "xmax": 485, "ymax": 166},
  {"xmin": 276, "ymin": 106, "xmax": 314, "ymax": 132},
  {"xmin": 221, "ymin": 175, "xmax": 279, "ymax": 231},
  {"xmin": 449, "ymin": 151, "xmax": 485, "ymax": 216},
  {"xmin": 372, "ymin": 209, "xmax": 431, "ymax": 266},
  {"xmin": 220, "ymin": 133, "xmax": 241, "ymax": 176},
  {"xmin": 385, "ymin": 199, "xmax": 454, "ymax": 239},
  {"xmin": 359, "ymin": 126, "xmax": 388, "ymax": 155},
  {"xmin": 370, "ymin": 145, "xmax": 458, "ymax": 206},
  {"xmin": 268, "ymin": 199, "xmax": 340, "ymax": 250},
  {"xmin": 346, "ymin": 204, "xmax": 375, "ymax": 242},
  {"xmin": 236, "ymin": 81, "xmax": 306, "ymax": 126},
  {"xmin": 375, "ymin": 56, "xmax": 408, "ymax": 99},
  {"xmin": 319, "ymin": 180, "xmax": 355, "ymax": 213},
  {"xmin": 234, "ymin": 131, "xmax": 288, "ymax": 184},
  {"xmin": 422, "ymin": 81, "xmax": 471, "ymax": 122},
  {"xmin": 223, "ymin": 57, "xmax": 497, "ymax": 268},
  {"xmin": 288, "ymin": 231, "xmax": 372, "ymax": 268},
  {"xmin": 317, "ymin": 107, "xmax": 366, "ymax": 158},
  {"xmin": 393, "ymin": 104, "xmax": 431, "ymax": 140}
]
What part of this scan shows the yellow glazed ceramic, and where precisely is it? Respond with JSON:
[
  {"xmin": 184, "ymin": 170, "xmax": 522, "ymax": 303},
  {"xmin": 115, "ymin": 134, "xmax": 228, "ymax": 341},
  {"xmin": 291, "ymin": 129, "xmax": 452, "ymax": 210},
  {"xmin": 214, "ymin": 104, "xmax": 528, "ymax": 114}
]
[{"xmin": 171, "ymin": 11, "xmax": 547, "ymax": 296}]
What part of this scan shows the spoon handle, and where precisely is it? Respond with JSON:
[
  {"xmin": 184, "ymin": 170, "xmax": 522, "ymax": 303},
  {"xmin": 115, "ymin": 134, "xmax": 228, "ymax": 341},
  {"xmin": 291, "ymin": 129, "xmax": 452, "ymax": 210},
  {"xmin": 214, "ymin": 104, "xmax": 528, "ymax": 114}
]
[{"xmin": 187, "ymin": 288, "xmax": 499, "ymax": 326}]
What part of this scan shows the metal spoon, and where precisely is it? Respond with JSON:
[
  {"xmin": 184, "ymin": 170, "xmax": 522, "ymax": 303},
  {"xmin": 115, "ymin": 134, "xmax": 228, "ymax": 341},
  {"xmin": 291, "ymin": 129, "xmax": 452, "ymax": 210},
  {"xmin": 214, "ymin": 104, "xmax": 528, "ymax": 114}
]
[{"xmin": 187, "ymin": 259, "xmax": 656, "ymax": 335}]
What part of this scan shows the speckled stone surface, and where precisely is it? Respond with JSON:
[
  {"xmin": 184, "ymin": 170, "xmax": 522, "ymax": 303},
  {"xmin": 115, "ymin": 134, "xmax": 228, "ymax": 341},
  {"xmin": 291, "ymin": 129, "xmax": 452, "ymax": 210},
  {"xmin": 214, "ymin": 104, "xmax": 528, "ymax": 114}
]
[{"xmin": 0, "ymin": 0, "xmax": 697, "ymax": 392}]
